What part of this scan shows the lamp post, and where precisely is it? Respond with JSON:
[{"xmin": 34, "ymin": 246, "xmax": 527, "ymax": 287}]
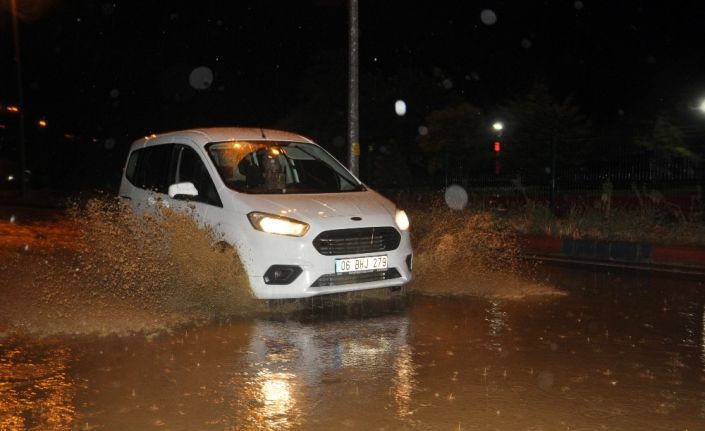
[
  {"xmin": 10, "ymin": 0, "xmax": 27, "ymax": 197},
  {"xmin": 492, "ymin": 121, "xmax": 503, "ymax": 175},
  {"xmin": 347, "ymin": 0, "xmax": 360, "ymax": 177}
]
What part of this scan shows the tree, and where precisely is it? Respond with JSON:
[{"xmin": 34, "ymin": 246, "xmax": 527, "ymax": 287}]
[
  {"xmin": 412, "ymin": 103, "xmax": 490, "ymax": 181},
  {"xmin": 634, "ymin": 113, "xmax": 698, "ymax": 161},
  {"xmin": 499, "ymin": 82, "xmax": 591, "ymax": 178},
  {"xmin": 417, "ymin": 103, "xmax": 485, "ymax": 153}
]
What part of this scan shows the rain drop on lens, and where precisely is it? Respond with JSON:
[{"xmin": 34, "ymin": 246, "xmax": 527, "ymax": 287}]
[
  {"xmin": 480, "ymin": 9, "xmax": 497, "ymax": 25},
  {"xmin": 394, "ymin": 100, "xmax": 407, "ymax": 116},
  {"xmin": 444, "ymin": 185, "xmax": 468, "ymax": 210},
  {"xmin": 189, "ymin": 66, "xmax": 214, "ymax": 90}
]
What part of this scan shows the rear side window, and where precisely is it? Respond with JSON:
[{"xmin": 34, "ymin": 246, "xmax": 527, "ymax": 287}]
[{"xmin": 125, "ymin": 144, "xmax": 175, "ymax": 193}]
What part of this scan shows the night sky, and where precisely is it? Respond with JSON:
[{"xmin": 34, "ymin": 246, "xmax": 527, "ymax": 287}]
[{"xmin": 1, "ymin": 0, "xmax": 705, "ymax": 181}]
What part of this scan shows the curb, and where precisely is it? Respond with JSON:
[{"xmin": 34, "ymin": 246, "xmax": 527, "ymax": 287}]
[{"xmin": 518, "ymin": 235, "xmax": 705, "ymax": 275}]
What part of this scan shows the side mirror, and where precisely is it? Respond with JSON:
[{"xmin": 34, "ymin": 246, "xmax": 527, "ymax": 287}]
[{"xmin": 168, "ymin": 182, "xmax": 199, "ymax": 199}]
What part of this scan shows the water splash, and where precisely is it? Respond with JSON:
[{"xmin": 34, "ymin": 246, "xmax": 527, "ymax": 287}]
[
  {"xmin": 408, "ymin": 201, "xmax": 560, "ymax": 299},
  {"xmin": 0, "ymin": 197, "xmax": 256, "ymax": 336},
  {"xmin": 0, "ymin": 194, "xmax": 561, "ymax": 336},
  {"xmin": 68, "ymin": 198, "xmax": 255, "ymax": 314}
]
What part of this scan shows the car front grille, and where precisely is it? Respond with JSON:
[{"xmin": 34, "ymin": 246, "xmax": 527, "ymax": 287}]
[
  {"xmin": 311, "ymin": 268, "xmax": 402, "ymax": 287},
  {"xmin": 312, "ymin": 227, "xmax": 401, "ymax": 256}
]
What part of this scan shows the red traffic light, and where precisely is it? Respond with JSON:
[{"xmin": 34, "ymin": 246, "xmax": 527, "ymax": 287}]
[{"xmin": 493, "ymin": 140, "xmax": 501, "ymax": 153}]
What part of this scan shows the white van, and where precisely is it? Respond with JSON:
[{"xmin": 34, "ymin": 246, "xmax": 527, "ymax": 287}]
[{"xmin": 118, "ymin": 128, "xmax": 413, "ymax": 299}]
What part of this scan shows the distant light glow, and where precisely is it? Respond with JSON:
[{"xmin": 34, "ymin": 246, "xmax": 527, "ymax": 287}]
[
  {"xmin": 6, "ymin": 106, "xmax": 19, "ymax": 113},
  {"xmin": 7, "ymin": 175, "xmax": 14, "ymax": 182},
  {"xmin": 699, "ymin": 100, "xmax": 705, "ymax": 113},
  {"xmin": 395, "ymin": 100, "xmax": 407, "ymax": 116},
  {"xmin": 492, "ymin": 122, "xmax": 504, "ymax": 131},
  {"xmin": 38, "ymin": 119, "xmax": 48, "ymax": 128}
]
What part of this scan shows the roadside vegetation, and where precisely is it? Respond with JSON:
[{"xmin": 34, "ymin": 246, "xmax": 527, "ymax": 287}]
[{"xmin": 401, "ymin": 182, "xmax": 705, "ymax": 247}]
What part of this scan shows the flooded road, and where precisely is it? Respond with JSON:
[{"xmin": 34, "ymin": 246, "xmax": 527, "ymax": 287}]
[{"xmin": 2, "ymin": 264, "xmax": 704, "ymax": 430}]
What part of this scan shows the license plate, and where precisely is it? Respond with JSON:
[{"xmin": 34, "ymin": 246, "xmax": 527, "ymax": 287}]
[{"xmin": 335, "ymin": 255, "xmax": 388, "ymax": 274}]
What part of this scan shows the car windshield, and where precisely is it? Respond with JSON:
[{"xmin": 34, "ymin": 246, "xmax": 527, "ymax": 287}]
[{"xmin": 206, "ymin": 140, "xmax": 365, "ymax": 194}]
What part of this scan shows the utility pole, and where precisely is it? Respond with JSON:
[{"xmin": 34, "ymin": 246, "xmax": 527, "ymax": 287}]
[
  {"xmin": 347, "ymin": 0, "xmax": 360, "ymax": 177},
  {"xmin": 11, "ymin": 0, "xmax": 27, "ymax": 198}
]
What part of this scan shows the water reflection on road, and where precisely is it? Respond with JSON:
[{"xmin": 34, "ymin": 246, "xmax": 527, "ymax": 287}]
[{"xmin": 1, "ymin": 264, "xmax": 705, "ymax": 430}]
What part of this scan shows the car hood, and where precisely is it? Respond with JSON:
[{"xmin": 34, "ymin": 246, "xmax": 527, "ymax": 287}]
[{"xmin": 234, "ymin": 190, "xmax": 395, "ymax": 221}]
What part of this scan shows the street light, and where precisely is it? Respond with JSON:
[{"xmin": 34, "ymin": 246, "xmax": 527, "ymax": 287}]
[{"xmin": 491, "ymin": 121, "xmax": 503, "ymax": 176}]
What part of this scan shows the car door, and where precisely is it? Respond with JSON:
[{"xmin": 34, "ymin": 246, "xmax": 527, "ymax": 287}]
[
  {"xmin": 167, "ymin": 144, "xmax": 223, "ymax": 227},
  {"xmin": 124, "ymin": 143, "xmax": 177, "ymax": 214}
]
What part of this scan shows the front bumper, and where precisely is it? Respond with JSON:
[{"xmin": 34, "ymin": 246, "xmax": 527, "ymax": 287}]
[{"xmin": 248, "ymin": 249, "xmax": 412, "ymax": 299}]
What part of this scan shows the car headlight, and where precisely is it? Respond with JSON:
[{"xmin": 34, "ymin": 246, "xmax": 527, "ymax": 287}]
[
  {"xmin": 395, "ymin": 209, "xmax": 410, "ymax": 231},
  {"xmin": 247, "ymin": 212, "xmax": 310, "ymax": 237}
]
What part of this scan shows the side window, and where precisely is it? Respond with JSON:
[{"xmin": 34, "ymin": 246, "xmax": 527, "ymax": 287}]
[
  {"xmin": 129, "ymin": 144, "xmax": 175, "ymax": 193},
  {"xmin": 125, "ymin": 151, "xmax": 139, "ymax": 184},
  {"xmin": 143, "ymin": 145, "xmax": 175, "ymax": 193},
  {"xmin": 175, "ymin": 145, "xmax": 222, "ymax": 207}
]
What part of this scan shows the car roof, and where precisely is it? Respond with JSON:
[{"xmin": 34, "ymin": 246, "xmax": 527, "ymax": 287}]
[{"xmin": 131, "ymin": 127, "xmax": 315, "ymax": 150}]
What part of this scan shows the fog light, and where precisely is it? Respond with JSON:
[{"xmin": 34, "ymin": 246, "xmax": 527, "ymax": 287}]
[{"xmin": 263, "ymin": 265, "xmax": 303, "ymax": 285}]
